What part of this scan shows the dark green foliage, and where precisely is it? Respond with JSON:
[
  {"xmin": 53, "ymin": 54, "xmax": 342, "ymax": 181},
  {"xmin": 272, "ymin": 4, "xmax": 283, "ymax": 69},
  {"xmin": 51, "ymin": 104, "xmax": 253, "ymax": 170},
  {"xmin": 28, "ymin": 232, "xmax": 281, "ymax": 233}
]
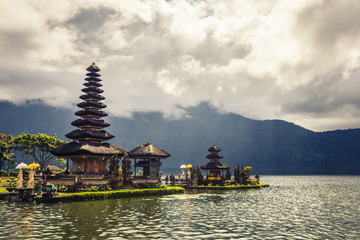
[
  {"xmin": 134, "ymin": 183, "xmax": 167, "ymax": 189},
  {"xmin": 55, "ymin": 184, "xmax": 82, "ymax": 193},
  {"xmin": 0, "ymin": 134, "xmax": 15, "ymax": 171},
  {"xmin": 86, "ymin": 184, "xmax": 111, "ymax": 192},
  {"xmin": 13, "ymin": 133, "xmax": 67, "ymax": 171},
  {"xmin": 7, "ymin": 178, "xmax": 16, "ymax": 188},
  {"xmin": 55, "ymin": 184, "xmax": 112, "ymax": 193}
]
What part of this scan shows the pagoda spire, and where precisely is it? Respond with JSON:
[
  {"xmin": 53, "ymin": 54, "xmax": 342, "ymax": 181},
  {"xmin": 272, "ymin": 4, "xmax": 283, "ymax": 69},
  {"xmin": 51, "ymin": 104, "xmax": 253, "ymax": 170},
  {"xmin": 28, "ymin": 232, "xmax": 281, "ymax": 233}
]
[{"xmin": 66, "ymin": 63, "xmax": 115, "ymax": 143}]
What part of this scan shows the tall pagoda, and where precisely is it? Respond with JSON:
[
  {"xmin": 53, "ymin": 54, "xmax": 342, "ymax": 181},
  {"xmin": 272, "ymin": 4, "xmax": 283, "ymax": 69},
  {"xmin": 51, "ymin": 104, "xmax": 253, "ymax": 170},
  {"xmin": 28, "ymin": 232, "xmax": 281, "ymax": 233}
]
[
  {"xmin": 200, "ymin": 144, "xmax": 230, "ymax": 181},
  {"xmin": 52, "ymin": 63, "xmax": 127, "ymax": 174}
]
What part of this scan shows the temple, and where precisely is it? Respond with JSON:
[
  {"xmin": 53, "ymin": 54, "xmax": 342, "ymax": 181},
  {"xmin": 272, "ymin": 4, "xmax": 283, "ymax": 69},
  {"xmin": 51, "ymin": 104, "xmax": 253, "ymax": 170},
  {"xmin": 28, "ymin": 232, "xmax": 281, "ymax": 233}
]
[
  {"xmin": 200, "ymin": 144, "xmax": 230, "ymax": 183},
  {"xmin": 51, "ymin": 63, "xmax": 127, "ymax": 174}
]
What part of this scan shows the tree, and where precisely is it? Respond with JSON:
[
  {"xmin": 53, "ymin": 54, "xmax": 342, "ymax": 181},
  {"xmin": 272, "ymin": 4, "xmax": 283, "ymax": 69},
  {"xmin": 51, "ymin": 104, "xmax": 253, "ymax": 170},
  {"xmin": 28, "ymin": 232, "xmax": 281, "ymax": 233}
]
[
  {"xmin": 14, "ymin": 133, "xmax": 67, "ymax": 171},
  {"xmin": 56, "ymin": 158, "xmax": 66, "ymax": 168},
  {"xmin": 0, "ymin": 133, "xmax": 15, "ymax": 171}
]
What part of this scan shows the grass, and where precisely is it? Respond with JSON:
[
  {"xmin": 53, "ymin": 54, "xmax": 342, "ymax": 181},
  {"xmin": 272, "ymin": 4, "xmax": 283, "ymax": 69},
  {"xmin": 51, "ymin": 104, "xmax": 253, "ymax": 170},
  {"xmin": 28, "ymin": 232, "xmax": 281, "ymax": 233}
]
[
  {"xmin": 36, "ymin": 186, "xmax": 185, "ymax": 203},
  {"xmin": 0, "ymin": 188, "xmax": 8, "ymax": 193}
]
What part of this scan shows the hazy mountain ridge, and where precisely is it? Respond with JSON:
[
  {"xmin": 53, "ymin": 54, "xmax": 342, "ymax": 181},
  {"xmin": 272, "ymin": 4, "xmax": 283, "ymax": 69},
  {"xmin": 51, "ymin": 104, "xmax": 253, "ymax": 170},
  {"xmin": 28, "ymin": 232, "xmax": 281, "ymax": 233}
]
[{"xmin": 1, "ymin": 101, "xmax": 359, "ymax": 174}]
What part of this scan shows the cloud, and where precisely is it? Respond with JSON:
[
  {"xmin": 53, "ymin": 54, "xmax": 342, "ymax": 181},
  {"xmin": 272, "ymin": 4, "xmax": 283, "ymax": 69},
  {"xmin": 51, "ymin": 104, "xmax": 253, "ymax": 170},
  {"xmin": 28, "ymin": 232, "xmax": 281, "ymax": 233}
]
[{"xmin": 0, "ymin": 0, "xmax": 359, "ymax": 131}]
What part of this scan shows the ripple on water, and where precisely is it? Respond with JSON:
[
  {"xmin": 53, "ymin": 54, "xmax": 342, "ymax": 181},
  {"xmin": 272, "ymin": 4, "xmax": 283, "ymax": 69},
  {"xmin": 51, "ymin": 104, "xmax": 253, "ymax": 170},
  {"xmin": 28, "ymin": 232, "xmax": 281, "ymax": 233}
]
[{"xmin": 1, "ymin": 176, "xmax": 360, "ymax": 239}]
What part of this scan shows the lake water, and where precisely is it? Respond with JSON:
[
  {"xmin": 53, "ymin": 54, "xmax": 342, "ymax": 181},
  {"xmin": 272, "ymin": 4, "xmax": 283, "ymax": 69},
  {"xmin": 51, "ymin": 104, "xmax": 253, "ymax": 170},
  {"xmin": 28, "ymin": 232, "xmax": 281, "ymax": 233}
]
[{"xmin": 0, "ymin": 176, "xmax": 359, "ymax": 239}]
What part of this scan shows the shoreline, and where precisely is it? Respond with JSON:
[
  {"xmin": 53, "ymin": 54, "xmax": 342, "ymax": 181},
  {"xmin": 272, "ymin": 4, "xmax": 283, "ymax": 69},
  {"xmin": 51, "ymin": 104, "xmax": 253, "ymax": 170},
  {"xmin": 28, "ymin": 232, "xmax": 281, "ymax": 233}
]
[
  {"xmin": 187, "ymin": 183, "xmax": 270, "ymax": 190},
  {"xmin": 0, "ymin": 183, "xmax": 270, "ymax": 203}
]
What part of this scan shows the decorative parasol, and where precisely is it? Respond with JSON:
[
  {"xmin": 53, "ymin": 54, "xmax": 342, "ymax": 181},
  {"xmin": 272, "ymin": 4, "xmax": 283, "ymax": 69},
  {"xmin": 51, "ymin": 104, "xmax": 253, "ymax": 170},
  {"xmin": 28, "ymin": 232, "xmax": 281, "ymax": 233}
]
[
  {"xmin": 15, "ymin": 162, "xmax": 28, "ymax": 169},
  {"xmin": 186, "ymin": 164, "xmax": 193, "ymax": 168},
  {"xmin": 26, "ymin": 163, "xmax": 40, "ymax": 169},
  {"xmin": 180, "ymin": 164, "xmax": 187, "ymax": 169}
]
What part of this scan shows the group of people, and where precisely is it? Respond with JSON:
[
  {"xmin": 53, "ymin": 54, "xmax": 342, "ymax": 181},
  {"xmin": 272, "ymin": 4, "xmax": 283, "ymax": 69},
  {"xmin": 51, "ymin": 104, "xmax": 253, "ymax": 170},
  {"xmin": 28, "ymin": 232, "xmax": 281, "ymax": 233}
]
[{"xmin": 164, "ymin": 175, "xmax": 176, "ymax": 185}]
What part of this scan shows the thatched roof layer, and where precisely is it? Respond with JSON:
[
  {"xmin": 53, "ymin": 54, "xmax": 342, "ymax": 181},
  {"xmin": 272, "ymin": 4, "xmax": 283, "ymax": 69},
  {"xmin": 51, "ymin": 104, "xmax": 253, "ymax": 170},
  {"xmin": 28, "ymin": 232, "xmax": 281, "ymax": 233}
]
[
  {"xmin": 200, "ymin": 161, "xmax": 230, "ymax": 170},
  {"xmin": 51, "ymin": 142, "xmax": 127, "ymax": 157},
  {"xmin": 84, "ymin": 82, "xmax": 102, "ymax": 87},
  {"xmin": 81, "ymin": 87, "xmax": 104, "ymax": 94},
  {"xmin": 75, "ymin": 109, "xmax": 108, "ymax": 118},
  {"xmin": 129, "ymin": 143, "xmax": 171, "ymax": 159},
  {"xmin": 66, "ymin": 129, "xmax": 114, "ymax": 140},
  {"xmin": 208, "ymin": 145, "xmax": 221, "ymax": 152},
  {"xmin": 77, "ymin": 101, "xmax": 106, "ymax": 109},
  {"xmin": 85, "ymin": 77, "xmax": 102, "ymax": 82},
  {"xmin": 80, "ymin": 93, "xmax": 105, "ymax": 101},
  {"xmin": 71, "ymin": 118, "xmax": 110, "ymax": 128},
  {"xmin": 86, "ymin": 63, "xmax": 100, "ymax": 72},
  {"xmin": 206, "ymin": 152, "xmax": 223, "ymax": 159},
  {"xmin": 86, "ymin": 72, "xmax": 101, "ymax": 77}
]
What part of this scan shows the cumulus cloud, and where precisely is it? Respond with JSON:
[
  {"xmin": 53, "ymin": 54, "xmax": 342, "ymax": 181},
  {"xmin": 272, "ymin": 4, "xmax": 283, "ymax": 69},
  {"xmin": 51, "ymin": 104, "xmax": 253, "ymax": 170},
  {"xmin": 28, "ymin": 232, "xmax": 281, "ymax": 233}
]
[{"xmin": 0, "ymin": 0, "xmax": 359, "ymax": 131}]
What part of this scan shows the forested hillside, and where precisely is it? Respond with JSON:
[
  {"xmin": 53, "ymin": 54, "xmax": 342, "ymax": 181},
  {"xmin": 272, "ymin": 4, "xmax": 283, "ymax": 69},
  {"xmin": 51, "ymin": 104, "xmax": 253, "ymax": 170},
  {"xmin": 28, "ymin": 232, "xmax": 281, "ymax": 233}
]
[{"xmin": 1, "ymin": 101, "xmax": 360, "ymax": 174}]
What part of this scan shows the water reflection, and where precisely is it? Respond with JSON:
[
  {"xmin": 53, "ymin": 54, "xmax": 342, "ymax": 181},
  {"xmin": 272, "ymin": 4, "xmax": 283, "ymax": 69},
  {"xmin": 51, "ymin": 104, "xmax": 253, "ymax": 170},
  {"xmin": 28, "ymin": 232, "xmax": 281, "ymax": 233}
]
[
  {"xmin": 12, "ymin": 204, "xmax": 35, "ymax": 238},
  {"xmin": 0, "ymin": 176, "xmax": 359, "ymax": 239}
]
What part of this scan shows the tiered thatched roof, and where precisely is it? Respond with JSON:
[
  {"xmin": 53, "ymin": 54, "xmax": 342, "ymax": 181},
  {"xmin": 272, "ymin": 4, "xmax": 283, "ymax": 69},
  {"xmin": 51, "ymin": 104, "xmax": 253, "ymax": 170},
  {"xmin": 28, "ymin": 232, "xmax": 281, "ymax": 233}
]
[
  {"xmin": 52, "ymin": 63, "xmax": 125, "ymax": 157},
  {"xmin": 200, "ymin": 144, "xmax": 230, "ymax": 170}
]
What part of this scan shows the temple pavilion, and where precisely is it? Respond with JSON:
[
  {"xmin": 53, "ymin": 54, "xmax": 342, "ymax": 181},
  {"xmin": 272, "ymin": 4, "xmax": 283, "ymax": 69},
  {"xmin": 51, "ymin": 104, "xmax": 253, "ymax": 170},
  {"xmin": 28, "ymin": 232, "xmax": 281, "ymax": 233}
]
[
  {"xmin": 51, "ymin": 63, "xmax": 127, "ymax": 174},
  {"xmin": 129, "ymin": 142, "xmax": 170, "ymax": 184},
  {"xmin": 200, "ymin": 144, "xmax": 230, "ymax": 182}
]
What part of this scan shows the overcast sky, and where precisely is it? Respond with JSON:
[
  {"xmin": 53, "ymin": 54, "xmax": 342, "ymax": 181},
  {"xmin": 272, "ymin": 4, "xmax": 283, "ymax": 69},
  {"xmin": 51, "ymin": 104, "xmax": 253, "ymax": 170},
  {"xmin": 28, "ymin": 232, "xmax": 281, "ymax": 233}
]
[{"xmin": 0, "ymin": 0, "xmax": 359, "ymax": 131}]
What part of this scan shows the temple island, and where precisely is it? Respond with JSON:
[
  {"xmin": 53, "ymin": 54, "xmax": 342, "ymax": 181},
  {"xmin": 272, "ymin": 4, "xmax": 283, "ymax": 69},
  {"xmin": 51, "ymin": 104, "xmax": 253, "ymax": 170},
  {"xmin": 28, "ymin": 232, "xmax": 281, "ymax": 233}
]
[{"xmin": 2, "ymin": 63, "xmax": 268, "ymax": 203}]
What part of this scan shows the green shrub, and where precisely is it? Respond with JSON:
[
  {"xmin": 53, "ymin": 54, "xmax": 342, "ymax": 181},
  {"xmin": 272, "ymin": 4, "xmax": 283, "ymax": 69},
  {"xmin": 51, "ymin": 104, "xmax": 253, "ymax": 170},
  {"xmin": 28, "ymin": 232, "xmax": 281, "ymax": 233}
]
[
  {"xmin": 55, "ymin": 184, "xmax": 81, "ymax": 193},
  {"xmin": 7, "ymin": 178, "xmax": 16, "ymax": 188},
  {"xmin": 46, "ymin": 187, "xmax": 185, "ymax": 203},
  {"xmin": 86, "ymin": 184, "xmax": 111, "ymax": 192}
]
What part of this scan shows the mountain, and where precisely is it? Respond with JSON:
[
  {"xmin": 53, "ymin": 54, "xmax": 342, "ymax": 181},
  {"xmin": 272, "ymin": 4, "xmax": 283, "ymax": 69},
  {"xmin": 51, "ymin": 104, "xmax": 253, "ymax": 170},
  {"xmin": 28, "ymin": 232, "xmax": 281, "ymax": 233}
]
[{"xmin": 1, "ymin": 100, "xmax": 360, "ymax": 174}]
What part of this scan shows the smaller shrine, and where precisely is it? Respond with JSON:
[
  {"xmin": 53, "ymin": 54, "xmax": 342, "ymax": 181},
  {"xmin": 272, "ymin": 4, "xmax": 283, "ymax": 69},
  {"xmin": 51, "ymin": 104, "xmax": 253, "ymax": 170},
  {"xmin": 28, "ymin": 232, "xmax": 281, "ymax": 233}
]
[
  {"xmin": 200, "ymin": 144, "xmax": 230, "ymax": 184},
  {"xmin": 128, "ymin": 142, "xmax": 170, "ymax": 184}
]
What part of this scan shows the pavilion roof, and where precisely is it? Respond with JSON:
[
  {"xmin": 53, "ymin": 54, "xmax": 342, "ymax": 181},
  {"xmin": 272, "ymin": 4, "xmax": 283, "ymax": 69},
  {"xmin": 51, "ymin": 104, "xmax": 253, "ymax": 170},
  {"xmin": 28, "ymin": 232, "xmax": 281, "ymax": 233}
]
[{"xmin": 128, "ymin": 143, "xmax": 171, "ymax": 159}]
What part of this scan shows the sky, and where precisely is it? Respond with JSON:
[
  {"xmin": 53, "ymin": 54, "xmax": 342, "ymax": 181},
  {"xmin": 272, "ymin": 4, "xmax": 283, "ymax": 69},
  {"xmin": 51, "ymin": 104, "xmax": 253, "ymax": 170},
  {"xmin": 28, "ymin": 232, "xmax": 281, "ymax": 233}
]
[{"xmin": 0, "ymin": 0, "xmax": 359, "ymax": 132}]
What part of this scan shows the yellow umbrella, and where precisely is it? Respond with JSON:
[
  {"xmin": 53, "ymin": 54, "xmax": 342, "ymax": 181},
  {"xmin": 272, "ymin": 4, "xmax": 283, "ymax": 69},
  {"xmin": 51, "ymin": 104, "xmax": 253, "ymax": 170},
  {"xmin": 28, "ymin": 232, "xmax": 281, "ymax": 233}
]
[
  {"xmin": 186, "ymin": 164, "xmax": 193, "ymax": 168},
  {"xmin": 26, "ymin": 163, "xmax": 40, "ymax": 169}
]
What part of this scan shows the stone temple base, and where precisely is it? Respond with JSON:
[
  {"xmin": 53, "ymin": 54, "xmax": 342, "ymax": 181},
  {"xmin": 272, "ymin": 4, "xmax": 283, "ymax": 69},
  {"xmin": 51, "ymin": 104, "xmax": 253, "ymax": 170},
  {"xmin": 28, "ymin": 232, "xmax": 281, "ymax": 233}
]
[{"xmin": 47, "ymin": 175, "xmax": 111, "ymax": 186}]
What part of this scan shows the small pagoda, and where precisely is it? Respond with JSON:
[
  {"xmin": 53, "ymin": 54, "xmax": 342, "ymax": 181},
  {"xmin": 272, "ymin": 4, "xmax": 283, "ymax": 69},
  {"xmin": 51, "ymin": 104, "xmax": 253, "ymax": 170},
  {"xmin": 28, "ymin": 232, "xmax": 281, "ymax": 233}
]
[
  {"xmin": 200, "ymin": 144, "xmax": 230, "ymax": 182},
  {"xmin": 52, "ymin": 63, "xmax": 127, "ymax": 175},
  {"xmin": 128, "ymin": 142, "xmax": 170, "ymax": 184}
]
